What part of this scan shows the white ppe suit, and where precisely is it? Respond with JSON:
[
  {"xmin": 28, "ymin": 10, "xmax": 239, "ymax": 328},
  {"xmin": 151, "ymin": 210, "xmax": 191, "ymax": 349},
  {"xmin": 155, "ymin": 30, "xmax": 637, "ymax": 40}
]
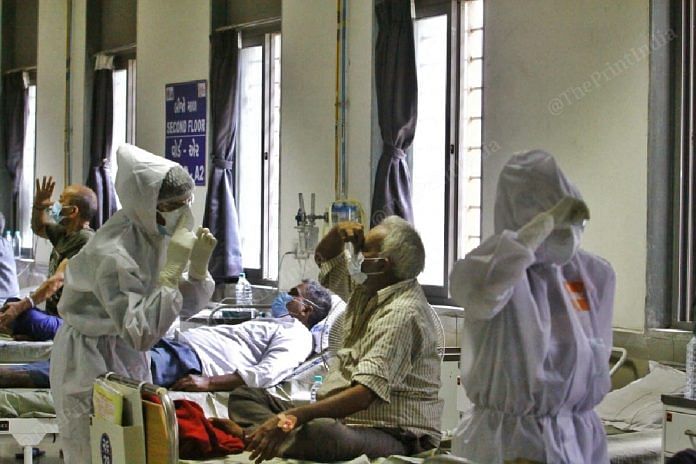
[
  {"xmin": 450, "ymin": 150, "xmax": 615, "ymax": 463},
  {"xmin": 50, "ymin": 144, "xmax": 214, "ymax": 463}
]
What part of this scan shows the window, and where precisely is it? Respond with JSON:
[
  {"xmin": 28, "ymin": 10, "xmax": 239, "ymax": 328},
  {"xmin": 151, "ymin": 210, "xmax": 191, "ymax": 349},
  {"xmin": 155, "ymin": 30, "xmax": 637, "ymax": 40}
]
[
  {"xmin": 18, "ymin": 83, "xmax": 36, "ymax": 256},
  {"xmin": 109, "ymin": 58, "xmax": 136, "ymax": 192},
  {"xmin": 237, "ymin": 31, "xmax": 281, "ymax": 283},
  {"xmin": 411, "ymin": 0, "xmax": 484, "ymax": 302},
  {"xmin": 674, "ymin": 1, "xmax": 696, "ymax": 328}
]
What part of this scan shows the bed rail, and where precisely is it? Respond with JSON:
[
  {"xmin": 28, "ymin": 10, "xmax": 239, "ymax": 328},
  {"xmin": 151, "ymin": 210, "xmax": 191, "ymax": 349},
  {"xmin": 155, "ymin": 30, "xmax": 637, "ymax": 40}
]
[{"xmin": 610, "ymin": 347, "xmax": 628, "ymax": 377}]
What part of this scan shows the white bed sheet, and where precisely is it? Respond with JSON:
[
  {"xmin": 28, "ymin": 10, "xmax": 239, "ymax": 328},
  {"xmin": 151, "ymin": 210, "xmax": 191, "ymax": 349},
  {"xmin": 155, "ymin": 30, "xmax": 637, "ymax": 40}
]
[
  {"xmin": 0, "ymin": 337, "xmax": 52, "ymax": 363},
  {"xmin": 606, "ymin": 429, "xmax": 662, "ymax": 464}
]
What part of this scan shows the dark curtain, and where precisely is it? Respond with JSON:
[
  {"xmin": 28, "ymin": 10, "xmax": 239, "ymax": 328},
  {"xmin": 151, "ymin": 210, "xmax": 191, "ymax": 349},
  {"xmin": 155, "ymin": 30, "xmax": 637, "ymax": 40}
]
[
  {"xmin": 204, "ymin": 30, "xmax": 243, "ymax": 282},
  {"xmin": 2, "ymin": 72, "xmax": 28, "ymax": 231},
  {"xmin": 86, "ymin": 66, "xmax": 118, "ymax": 229},
  {"xmin": 370, "ymin": 0, "xmax": 418, "ymax": 227}
]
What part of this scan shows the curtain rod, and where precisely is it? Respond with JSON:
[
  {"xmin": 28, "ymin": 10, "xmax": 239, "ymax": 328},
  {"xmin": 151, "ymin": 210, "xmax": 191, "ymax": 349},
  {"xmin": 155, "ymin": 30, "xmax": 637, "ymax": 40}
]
[
  {"xmin": 214, "ymin": 16, "xmax": 280, "ymax": 33},
  {"xmin": 3, "ymin": 66, "xmax": 36, "ymax": 75},
  {"xmin": 93, "ymin": 43, "xmax": 136, "ymax": 57}
]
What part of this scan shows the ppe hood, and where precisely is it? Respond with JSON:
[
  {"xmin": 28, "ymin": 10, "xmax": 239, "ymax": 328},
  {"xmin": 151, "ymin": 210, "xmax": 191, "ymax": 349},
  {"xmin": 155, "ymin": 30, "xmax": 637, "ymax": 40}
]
[
  {"xmin": 494, "ymin": 149, "xmax": 583, "ymax": 234},
  {"xmin": 115, "ymin": 144, "xmax": 182, "ymax": 235}
]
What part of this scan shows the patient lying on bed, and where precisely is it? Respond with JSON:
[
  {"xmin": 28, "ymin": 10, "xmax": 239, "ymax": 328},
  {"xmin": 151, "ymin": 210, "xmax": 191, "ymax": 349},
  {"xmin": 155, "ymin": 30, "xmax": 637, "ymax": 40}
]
[{"xmin": 0, "ymin": 279, "xmax": 335, "ymax": 390}]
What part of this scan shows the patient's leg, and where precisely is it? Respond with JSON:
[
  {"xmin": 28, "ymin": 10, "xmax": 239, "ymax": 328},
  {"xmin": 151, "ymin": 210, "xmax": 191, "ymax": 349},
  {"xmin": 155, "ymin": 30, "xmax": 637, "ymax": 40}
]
[
  {"xmin": 0, "ymin": 360, "xmax": 50, "ymax": 387},
  {"xmin": 12, "ymin": 308, "xmax": 63, "ymax": 341},
  {"xmin": 283, "ymin": 419, "xmax": 408, "ymax": 461},
  {"xmin": 227, "ymin": 386, "xmax": 295, "ymax": 429}
]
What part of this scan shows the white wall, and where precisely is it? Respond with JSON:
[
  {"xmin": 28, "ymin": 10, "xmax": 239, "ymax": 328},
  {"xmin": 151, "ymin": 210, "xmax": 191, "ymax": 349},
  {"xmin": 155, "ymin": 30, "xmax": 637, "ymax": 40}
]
[
  {"xmin": 69, "ymin": 0, "xmax": 88, "ymax": 187},
  {"xmin": 277, "ymin": 0, "xmax": 338, "ymax": 288},
  {"xmin": 482, "ymin": 0, "xmax": 650, "ymax": 330},
  {"xmin": 35, "ymin": 0, "xmax": 69, "ymax": 263},
  {"xmin": 346, "ymin": 1, "xmax": 374, "ymax": 220},
  {"xmin": 136, "ymin": 0, "xmax": 210, "ymax": 226}
]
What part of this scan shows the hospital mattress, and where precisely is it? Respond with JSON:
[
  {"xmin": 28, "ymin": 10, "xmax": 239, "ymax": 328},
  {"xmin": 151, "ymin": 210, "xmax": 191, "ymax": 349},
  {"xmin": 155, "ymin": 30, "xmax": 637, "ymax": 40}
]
[
  {"xmin": 606, "ymin": 428, "xmax": 662, "ymax": 464},
  {"xmin": 0, "ymin": 336, "xmax": 52, "ymax": 363}
]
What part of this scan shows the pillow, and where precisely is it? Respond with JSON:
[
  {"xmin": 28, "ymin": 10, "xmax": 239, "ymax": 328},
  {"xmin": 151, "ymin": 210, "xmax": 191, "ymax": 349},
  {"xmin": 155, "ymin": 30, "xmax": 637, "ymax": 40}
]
[
  {"xmin": 596, "ymin": 361, "xmax": 685, "ymax": 431},
  {"xmin": 310, "ymin": 294, "xmax": 346, "ymax": 354}
]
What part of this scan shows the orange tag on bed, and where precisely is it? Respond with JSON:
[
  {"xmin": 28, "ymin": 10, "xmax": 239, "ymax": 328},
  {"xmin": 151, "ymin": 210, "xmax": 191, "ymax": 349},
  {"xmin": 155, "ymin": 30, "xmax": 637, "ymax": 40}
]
[{"xmin": 564, "ymin": 281, "xmax": 590, "ymax": 312}]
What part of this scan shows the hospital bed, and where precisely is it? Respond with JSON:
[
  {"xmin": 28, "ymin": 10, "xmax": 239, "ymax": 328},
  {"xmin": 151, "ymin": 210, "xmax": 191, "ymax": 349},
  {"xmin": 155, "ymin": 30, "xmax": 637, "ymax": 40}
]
[
  {"xmin": 0, "ymin": 294, "xmax": 347, "ymax": 464},
  {"xmin": 97, "ymin": 370, "xmax": 662, "ymax": 464}
]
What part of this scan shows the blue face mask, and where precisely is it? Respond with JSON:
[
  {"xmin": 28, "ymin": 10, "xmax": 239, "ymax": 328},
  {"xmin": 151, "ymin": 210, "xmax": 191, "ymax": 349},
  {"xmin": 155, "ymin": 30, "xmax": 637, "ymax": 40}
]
[
  {"xmin": 271, "ymin": 292, "xmax": 293, "ymax": 318},
  {"xmin": 48, "ymin": 201, "xmax": 69, "ymax": 224}
]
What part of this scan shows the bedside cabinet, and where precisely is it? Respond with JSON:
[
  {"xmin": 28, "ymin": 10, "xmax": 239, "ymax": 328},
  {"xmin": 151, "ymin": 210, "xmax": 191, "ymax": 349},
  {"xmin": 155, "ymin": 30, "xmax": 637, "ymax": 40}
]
[{"xmin": 662, "ymin": 394, "xmax": 696, "ymax": 461}]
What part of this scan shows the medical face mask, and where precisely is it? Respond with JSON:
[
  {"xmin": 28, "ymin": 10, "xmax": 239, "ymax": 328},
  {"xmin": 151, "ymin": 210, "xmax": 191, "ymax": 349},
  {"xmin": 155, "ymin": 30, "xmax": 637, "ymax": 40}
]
[
  {"xmin": 157, "ymin": 205, "xmax": 194, "ymax": 236},
  {"xmin": 539, "ymin": 227, "xmax": 581, "ymax": 265},
  {"xmin": 49, "ymin": 201, "xmax": 72, "ymax": 224},
  {"xmin": 346, "ymin": 243, "xmax": 386, "ymax": 284},
  {"xmin": 271, "ymin": 292, "xmax": 293, "ymax": 318}
]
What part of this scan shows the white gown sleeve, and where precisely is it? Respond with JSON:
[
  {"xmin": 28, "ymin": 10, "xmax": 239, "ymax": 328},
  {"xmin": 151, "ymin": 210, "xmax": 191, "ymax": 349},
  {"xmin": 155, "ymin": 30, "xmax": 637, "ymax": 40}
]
[
  {"xmin": 236, "ymin": 326, "xmax": 313, "ymax": 388},
  {"xmin": 450, "ymin": 230, "xmax": 536, "ymax": 320},
  {"xmin": 93, "ymin": 255, "xmax": 185, "ymax": 351}
]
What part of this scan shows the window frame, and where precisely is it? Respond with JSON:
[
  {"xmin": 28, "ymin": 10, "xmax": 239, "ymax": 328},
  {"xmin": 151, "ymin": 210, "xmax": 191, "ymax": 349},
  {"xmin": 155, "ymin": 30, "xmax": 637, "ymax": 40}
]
[
  {"xmin": 673, "ymin": 0, "xmax": 695, "ymax": 330},
  {"xmin": 413, "ymin": 0, "xmax": 483, "ymax": 306},
  {"xmin": 19, "ymin": 77, "xmax": 37, "ymax": 258},
  {"xmin": 236, "ymin": 28, "xmax": 281, "ymax": 287}
]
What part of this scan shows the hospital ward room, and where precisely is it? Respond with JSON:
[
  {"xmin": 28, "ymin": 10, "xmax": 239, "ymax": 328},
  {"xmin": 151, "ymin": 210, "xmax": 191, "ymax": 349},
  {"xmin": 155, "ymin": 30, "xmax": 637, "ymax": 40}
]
[{"xmin": 0, "ymin": 0, "xmax": 692, "ymax": 463}]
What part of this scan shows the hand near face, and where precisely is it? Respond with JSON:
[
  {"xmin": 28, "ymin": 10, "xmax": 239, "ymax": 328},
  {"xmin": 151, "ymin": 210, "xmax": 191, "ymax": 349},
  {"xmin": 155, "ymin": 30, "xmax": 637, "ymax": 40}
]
[{"xmin": 315, "ymin": 221, "xmax": 364, "ymax": 264}]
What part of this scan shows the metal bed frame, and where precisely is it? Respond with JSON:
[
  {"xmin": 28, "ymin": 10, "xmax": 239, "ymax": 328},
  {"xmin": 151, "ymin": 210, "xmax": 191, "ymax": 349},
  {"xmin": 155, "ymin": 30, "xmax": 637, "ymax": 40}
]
[{"xmin": 101, "ymin": 372, "xmax": 180, "ymax": 464}]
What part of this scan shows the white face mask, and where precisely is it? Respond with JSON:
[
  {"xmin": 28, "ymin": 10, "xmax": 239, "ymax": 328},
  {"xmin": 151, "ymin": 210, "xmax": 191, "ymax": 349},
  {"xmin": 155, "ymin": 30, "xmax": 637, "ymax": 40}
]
[
  {"xmin": 157, "ymin": 205, "xmax": 194, "ymax": 236},
  {"xmin": 346, "ymin": 243, "xmax": 387, "ymax": 284},
  {"xmin": 348, "ymin": 251, "xmax": 368, "ymax": 284},
  {"xmin": 539, "ymin": 227, "xmax": 581, "ymax": 265}
]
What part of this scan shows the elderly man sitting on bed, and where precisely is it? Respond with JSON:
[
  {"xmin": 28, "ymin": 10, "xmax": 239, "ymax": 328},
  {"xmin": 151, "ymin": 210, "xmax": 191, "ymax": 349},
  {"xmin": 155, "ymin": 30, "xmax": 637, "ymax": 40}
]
[
  {"xmin": 221, "ymin": 217, "xmax": 443, "ymax": 463},
  {"xmin": 0, "ymin": 177, "xmax": 96, "ymax": 341},
  {"xmin": 0, "ymin": 279, "xmax": 334, "ymax": 390}
]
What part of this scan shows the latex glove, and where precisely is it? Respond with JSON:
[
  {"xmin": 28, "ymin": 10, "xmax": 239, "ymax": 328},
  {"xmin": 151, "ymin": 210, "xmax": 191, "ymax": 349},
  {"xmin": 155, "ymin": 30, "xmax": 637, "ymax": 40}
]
[
  {"xmin": 159, "ymin": 216, "xmax": 197, "ymax": 288},
  {"xmin": 547, "ymin": 196, "xmax": 590, "ymax": 228},
  {"xmin": 517, "ymin": 212, "xmax": 555, "ymax": 251},
  {"xmin": 188, "ymin": 227, "xmax": 217, "ymax": 280},
  {"xmin": 517, "ymin": 197, "xmax": 589, "ymax": 251}
]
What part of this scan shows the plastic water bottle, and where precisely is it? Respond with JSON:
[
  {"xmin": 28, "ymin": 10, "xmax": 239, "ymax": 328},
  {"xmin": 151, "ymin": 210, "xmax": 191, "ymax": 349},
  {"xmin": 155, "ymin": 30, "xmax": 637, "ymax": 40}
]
[
  {"xmin": 12, "ymin": 231, "xmax": 21, "ymax": 257},
  {"xmin": 4, "ymin": 230, "xmax": 11, "ymax": 244},
  {"xmin": 687, "ymin": 335, "xmax": 696, "ymax": 398},
  {"xmin": 310, "ymin": 375, "xmax": 323, "ymax": 403},
  {"xmin": 235, "ymin": 272, "xmax": 253, "ymax": 309}
]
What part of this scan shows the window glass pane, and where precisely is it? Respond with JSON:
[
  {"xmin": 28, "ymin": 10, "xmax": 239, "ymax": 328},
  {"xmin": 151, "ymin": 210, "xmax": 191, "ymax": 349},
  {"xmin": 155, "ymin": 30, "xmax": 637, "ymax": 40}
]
[
  {"xmin": 239, "ymin": 46, "xmax": 264, "ymax": 269},
  {"xmin": 458, "ymin": 0, "xmax": 484, "ymax": 259},
  {"xmin": 19, "ymin": 85, "xmax": 37, "ymax": 253},
  {"xmin": 412, "ymin": 15, "xmax": 448, "ymax": 286},
  {"xmin": 111, "ymin": 69, "xmax": 128, "ymax": 208},
  {"xmin": 266, "ymin": 33, "xmax": 281, "ymax": 280}
]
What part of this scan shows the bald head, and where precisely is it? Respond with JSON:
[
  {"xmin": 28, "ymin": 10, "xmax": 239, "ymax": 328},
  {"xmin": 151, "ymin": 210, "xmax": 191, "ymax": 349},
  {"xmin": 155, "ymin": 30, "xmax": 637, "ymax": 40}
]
[{"xmin": 62, "ymin": 185, "xmax": 98, "ymax": 222}]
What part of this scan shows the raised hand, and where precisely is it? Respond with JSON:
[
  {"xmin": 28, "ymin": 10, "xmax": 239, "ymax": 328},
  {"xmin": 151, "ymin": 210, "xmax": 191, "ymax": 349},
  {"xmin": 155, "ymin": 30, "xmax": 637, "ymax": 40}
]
[{"xmin": 34, "ymin": 176, "xmax": 55, "ymax": 208}]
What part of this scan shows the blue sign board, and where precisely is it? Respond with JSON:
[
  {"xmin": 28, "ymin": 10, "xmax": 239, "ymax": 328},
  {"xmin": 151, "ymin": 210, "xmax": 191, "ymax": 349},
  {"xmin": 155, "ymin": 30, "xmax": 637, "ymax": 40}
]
[{"xmin": 165, "ymin": 80, "xmax": 207, "ymax": 185}]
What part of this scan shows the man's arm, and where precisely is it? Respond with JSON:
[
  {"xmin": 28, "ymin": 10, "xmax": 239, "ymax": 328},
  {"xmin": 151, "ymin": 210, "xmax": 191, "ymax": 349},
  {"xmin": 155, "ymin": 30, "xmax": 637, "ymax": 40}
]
[
  {"xmin": 0, "ymin": 258, "xmax": 67, "ymax": 333},
  {"xmin": 170, "ymin": 373, "xmax": 245, "ymax": 392},
  {"xmin": 31, "ymin": 176, "xmax": 56, "ymax": 239},
  {"xmin": 287, "ymin": 383, "xmax": 375, "ymax": 424},
  {"xmin": 315, "ymin": 222, "xmax": 363, "ymax": 302}
]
